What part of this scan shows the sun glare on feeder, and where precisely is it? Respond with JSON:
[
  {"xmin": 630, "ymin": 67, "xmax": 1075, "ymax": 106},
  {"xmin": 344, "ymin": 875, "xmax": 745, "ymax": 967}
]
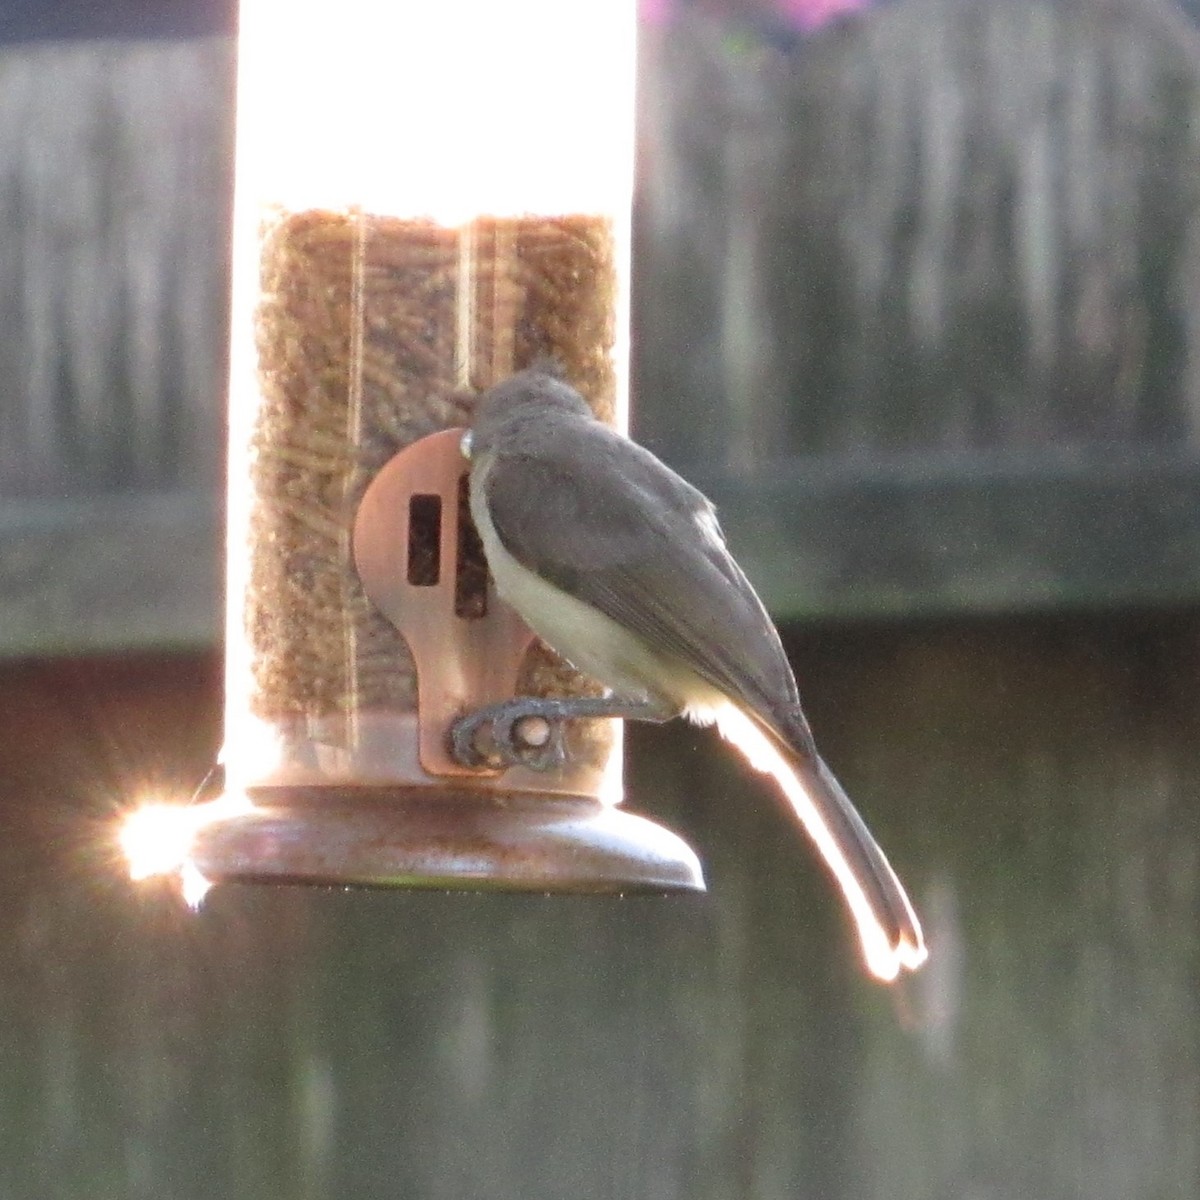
[
  {"xmin": 233, "ymin": 0, "xmax": 635, "ymax": 222},
  {"xmin": 120, "ymin": 794, "xmax": 253, "ymax": 907}
]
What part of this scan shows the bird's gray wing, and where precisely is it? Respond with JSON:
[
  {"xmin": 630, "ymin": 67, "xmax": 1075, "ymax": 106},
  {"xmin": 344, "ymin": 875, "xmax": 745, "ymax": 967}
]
[{"xmin": 482, "ymin": 428, "xmax": 801, "ymax": 721}]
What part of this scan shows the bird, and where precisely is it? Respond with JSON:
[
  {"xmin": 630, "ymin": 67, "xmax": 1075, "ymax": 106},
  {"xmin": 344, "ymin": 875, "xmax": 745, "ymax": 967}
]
[{"xmin": 455, "ymin": 367, "xmax": 926, "ymax": 982}]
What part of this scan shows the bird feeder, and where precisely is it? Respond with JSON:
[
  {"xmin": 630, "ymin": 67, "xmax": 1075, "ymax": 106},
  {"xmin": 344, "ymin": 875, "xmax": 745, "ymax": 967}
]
[{"xmin": 123, "ymin": 0, "xmax": 703, "ymax": 896}]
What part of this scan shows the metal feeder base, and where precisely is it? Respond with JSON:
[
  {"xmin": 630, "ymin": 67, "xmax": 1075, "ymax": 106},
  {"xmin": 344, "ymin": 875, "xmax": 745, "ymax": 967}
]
[{"xmin": 190, "ymin": 788, "xmax": 706, "ymax": 893}]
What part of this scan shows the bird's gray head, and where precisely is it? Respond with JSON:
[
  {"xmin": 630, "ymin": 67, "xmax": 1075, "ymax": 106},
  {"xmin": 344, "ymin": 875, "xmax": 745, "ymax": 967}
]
[{"xmin": 462, "ymin": 368, "xmax": 595, "ymax": 461}]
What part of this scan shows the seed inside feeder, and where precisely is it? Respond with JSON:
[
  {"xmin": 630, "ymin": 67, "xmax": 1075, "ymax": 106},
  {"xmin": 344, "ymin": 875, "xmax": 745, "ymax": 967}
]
[{"xmin": 243, "ymin": 209, "xmax": 620, "ymax": 780}]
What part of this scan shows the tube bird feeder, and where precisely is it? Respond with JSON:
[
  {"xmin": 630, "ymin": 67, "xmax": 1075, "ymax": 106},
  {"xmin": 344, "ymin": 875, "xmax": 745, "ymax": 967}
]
[{"xmin": 123, "ymin": 0, "xmax": 704, "ymax": 896}]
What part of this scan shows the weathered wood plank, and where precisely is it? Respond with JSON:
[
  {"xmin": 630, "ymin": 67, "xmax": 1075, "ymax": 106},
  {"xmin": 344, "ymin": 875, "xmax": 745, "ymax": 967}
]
[
  {"xmin": 700, "ymin": 445, "xmax": 1200, "ymax": 618},
  {"xmin": 636, "ymin": 0, "xmax": 1200, "ymax": 467},
  {"xmin": 0, "ymin": 37, "xmax": 230, "ymax": 656},
  {"xmin": 0, "ymin": 496, "xmax": 219, "ymax": 655},
  {"xmin": 2, "ymin": 612, "xmax": 1196, "ymax": 1197},
  {"xmin": 0, "ymin": 37, "xmax": 231, "ymax": 498},
  {"xmin": 0, "ymin": 0, "xmax": 234, "ymax": 43},
  {"xmin": 5, "ymin": 0, "xmax": 1200, "ymax": 655},
  {"xmin": 0, "ymin": 656, "xmax": 318, "ymax": 1200},
  {"xmin": 9, "ymin": 432, "xmax": 1198, "ymax": 662}
]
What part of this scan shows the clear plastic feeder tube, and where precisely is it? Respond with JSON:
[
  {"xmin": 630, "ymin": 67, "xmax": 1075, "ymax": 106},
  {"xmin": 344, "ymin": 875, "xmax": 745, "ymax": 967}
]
[{"xmin": 224, "ymin": 0, "xmax": 636, "ymax": 802}]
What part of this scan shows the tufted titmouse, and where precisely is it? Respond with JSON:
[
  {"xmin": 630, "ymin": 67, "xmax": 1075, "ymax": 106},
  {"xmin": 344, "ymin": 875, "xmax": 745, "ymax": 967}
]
[{"xmin": 455, "ymin": 368, "xmax": 926, "ymax": 981}]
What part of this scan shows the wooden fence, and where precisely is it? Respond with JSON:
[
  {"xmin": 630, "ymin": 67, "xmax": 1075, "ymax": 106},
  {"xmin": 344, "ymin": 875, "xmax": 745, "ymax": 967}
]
[{"xmin": 1, "ymin": 1, "xmax": 1198, "ymax": 1195}]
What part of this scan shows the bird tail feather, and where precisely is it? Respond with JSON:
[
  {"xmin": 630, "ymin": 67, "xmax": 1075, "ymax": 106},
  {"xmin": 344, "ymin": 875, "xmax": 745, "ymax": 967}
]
[{"xmin": 707, "ymin": 701, "xmax": 927, "ymax": 981}]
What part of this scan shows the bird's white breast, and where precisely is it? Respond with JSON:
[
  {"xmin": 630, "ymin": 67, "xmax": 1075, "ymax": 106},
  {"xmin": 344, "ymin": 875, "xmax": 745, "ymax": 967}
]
[{"xmin": 469, "ymin": 456, "xmax": 695, "ymax": 706}]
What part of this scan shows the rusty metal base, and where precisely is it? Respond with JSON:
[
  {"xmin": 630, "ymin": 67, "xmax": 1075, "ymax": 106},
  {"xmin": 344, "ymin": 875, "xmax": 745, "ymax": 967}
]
[{"xmin": 189, "ymin": 788, "xmax": 706, "ymax": 893}]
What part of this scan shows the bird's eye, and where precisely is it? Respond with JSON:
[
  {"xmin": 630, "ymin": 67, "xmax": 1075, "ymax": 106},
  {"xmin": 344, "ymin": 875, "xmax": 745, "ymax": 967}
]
[{"xmin": 460, "ymin": 430, "xmax": 473, "ymax": 460}]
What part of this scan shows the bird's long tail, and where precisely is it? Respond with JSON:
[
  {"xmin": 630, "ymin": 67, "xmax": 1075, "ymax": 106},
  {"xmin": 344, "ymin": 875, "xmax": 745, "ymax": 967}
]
[{"xmin": 707, "ymin": 701, "xmax": 927, "ymax": 982}]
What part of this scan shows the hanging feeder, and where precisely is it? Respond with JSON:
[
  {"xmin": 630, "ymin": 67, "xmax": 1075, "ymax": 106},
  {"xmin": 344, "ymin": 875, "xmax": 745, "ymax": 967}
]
[{"xmin": 123, "ymin": 0, "xmax": 704, "ymax": 897}]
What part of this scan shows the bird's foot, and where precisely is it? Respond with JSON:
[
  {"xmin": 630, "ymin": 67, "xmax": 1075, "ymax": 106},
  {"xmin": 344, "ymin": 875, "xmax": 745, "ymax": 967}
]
[
  {"xmin": 451, "ymin": 694, "xmax": 677, "ymax": 772},
  {"xmin": 450, "ymin": 697, "xmax": 571, "ymax": 772}
]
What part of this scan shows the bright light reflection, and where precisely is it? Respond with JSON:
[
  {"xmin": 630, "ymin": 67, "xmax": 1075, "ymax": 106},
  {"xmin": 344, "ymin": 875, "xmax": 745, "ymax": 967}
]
[
  {"xmin": 235, "ymin": 0, "xmax": 636, "ymax": 221},
  {"xmin": 695, "ymin": 701, "xmax": 928, "ymax": 983},
  {"xmin": 119, "ymin": 793, "xmax": 253, "ymax": 909}
]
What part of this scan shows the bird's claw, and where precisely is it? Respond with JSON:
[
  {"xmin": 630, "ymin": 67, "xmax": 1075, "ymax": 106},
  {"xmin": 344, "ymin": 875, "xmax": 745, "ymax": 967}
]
[{"xmin": 450, "ymin": 701, "xmax": 569, "ymax": 772}]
